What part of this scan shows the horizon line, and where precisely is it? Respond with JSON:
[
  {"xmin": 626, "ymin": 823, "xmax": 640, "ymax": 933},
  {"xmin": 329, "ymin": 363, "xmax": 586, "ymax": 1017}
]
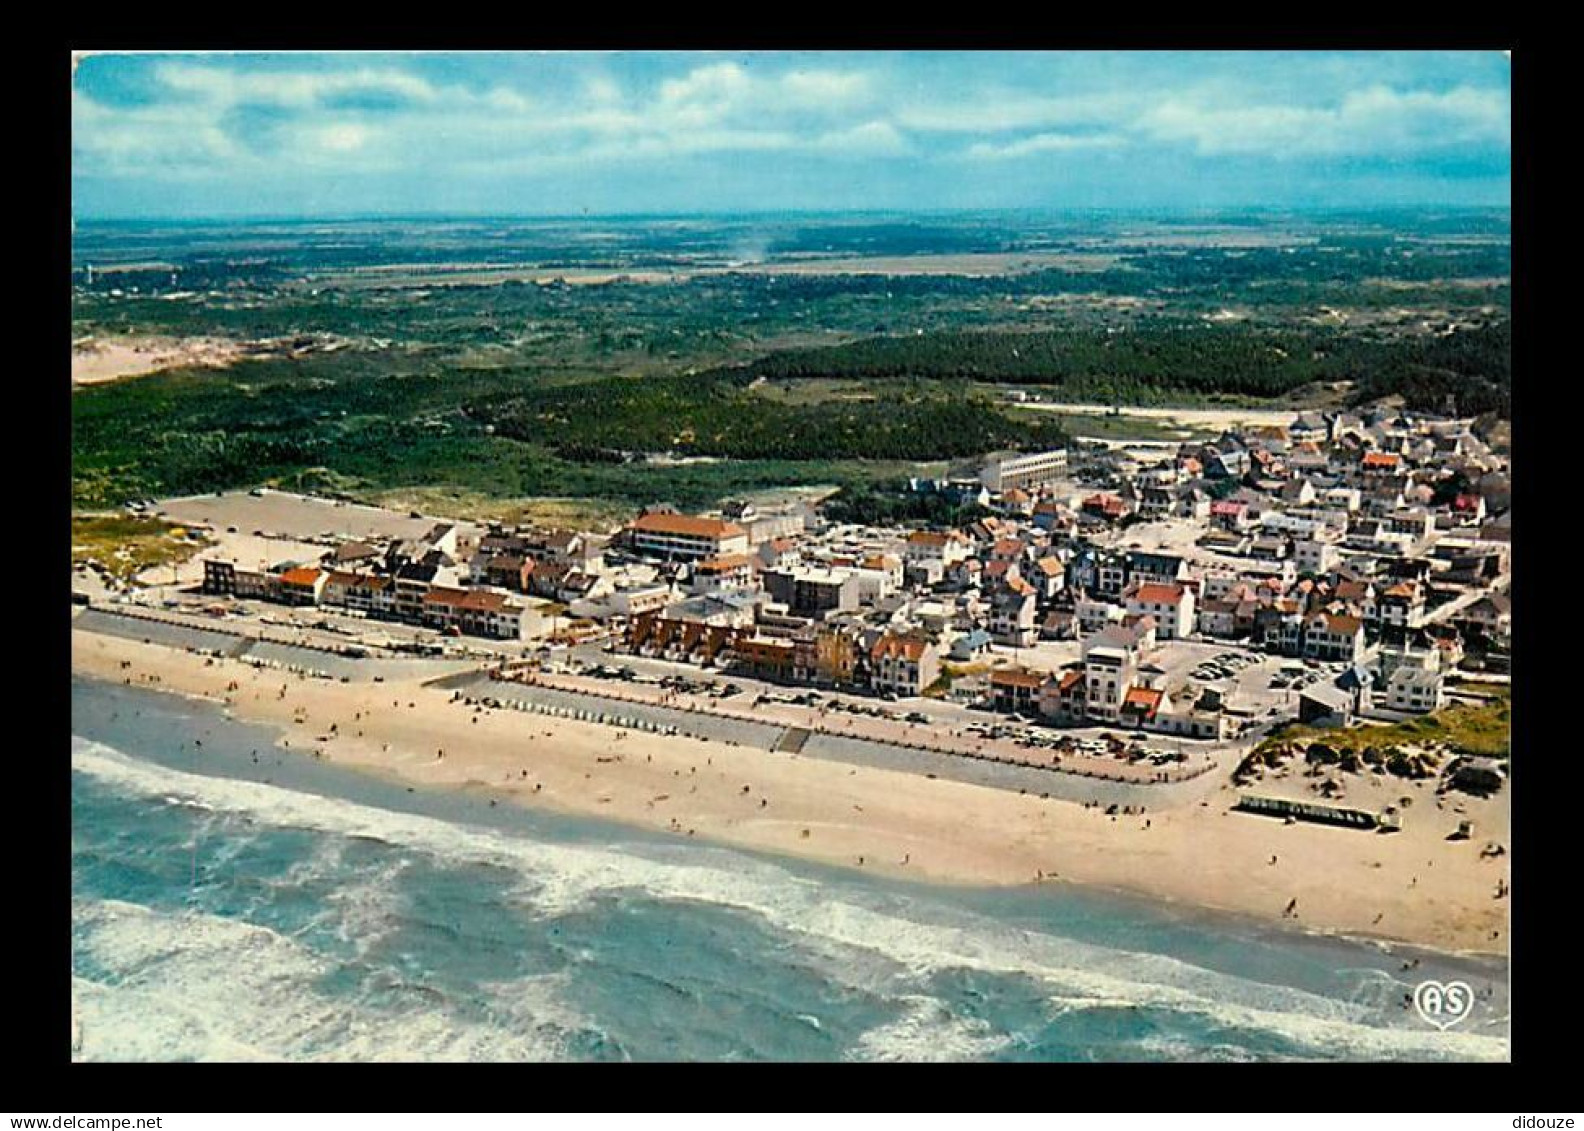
[{"xmin": 71, "ymin": 203, "xmax": 1515, "ymax": 226}]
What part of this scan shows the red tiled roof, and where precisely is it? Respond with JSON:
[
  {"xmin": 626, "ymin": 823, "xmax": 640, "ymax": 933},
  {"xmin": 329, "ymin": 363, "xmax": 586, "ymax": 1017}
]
[
  {"xmin": 279, "ymin": 567, "xmax": 323, "ymax": 587},
  {"xmin": 1122, "ymin": 687, "xmax": 1163, "ymax": 716},
  {"xmin": 1132, "ymin": 583, "xmax": 1186, "ymax": 605},
  {"xmin": 871, "ymin": 634, "xmax": 930, "ymax": 662},
  {"xmin": 696, "ymin": 554, "xmax": 752, "ymax": 573},
  {"xmin": 630, "ymin": 513, "xmax": 746, "ymax": 540},
  {"xmin": 990, "ymin": 667, "xmax": 1044, "ymax": 689},
  {"xmin": 423, "ymin": 586, "xmax": 512, "ymax": 612}
]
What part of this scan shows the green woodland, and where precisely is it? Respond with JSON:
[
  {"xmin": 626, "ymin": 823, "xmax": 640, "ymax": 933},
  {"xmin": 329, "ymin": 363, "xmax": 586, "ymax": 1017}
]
[{"xmin": 72, "ymin": 214, "xmax": 1511, "ymax": 515}]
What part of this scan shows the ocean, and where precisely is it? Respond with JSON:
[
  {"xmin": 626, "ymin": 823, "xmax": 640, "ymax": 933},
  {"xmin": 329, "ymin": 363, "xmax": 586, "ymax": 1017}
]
[{"xmin": 70, "ymin": 675, "xmax": 1510, "ymax": 1062}]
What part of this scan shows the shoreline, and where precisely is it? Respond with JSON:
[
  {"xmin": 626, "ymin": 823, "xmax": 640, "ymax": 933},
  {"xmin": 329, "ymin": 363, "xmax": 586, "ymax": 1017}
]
[{"xmin": 70, "ymin": 628, "xmax": 1510, "ymax": 958}]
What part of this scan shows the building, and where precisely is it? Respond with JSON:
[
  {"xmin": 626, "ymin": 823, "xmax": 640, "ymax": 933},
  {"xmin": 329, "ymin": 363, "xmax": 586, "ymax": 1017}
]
[
  {"xmin": 690, "ymin": 554, "xmax": 756, "ymax": 593},
  {"xmin": 1298, "ymin": 683, "xmax": 1355, "ymax": 728},
  {"xmin": 626, "ymin": 512, "xmax": 750, "ymax": 561},
  {"xmin": 990, "ymin": 667, "xmax": 1044, "ymax": 715},
  {"xmin": 979, "ymin": 448, "xmax": 1069, "ymax": 493},
  {"xmin": 762, "ymin": 567, "xmax": 861, "ymax": 619},
  {"xmin": 1386, "ymin": 667, "xmax": 1445, "ymax": 714},
  {"xmin": 732, "ymin": 635, "xmax": 799, "ymax": 681},
  {"xmin": 869, "ymin": 634, "xmax": 941, "ymax": 698},
  {"xmin": 1126, "ymin": 551, "xmax": 1188, "ymax": 587},
  {"xmin": 278, "ymin": 567, "xmax": 328, "ymax": 606},
  {"xmin": 1378, "ymin": 581, "xmax": 1427, "ymax": 631},
  {"xmin": 794, "ymin": 623, "xmax": 865, "ymax": 688},
  {"xmin": 903, "ymin": 530, "xmax": 973, "ymax": 566},
  {"xmin": 1080, "ymin": 620, "xmax": 1155, "ymax": 722},
  {"xmin": 419, "ymin": 586, "xmax": 537, "ymax": 640},
  {"xmin": 203, "ymin": 559, "xmax": 237, "ymax": 595},
  {"xmin": 988, "ymin": 585, "xmax": 1038, "ymax": 647},
  {"xmin": 1124, "ymin": 582, "xmax": 1195, "ymax": 640},
  {"xmin": 1300, "ymin": 612, "xmax": 1366, "ymax": 664}
]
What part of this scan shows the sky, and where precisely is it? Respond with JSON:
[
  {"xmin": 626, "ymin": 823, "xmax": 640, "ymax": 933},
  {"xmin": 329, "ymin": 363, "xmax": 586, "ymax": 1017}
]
[{"xmin": 70, "ymin": 51, "xmax": 1512, "ymax": 220}]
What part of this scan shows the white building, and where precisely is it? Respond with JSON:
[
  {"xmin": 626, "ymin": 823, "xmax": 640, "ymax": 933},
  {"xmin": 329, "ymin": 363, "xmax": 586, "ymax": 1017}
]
[
  {"xmin": 1124, "ymin": 582, "xmax": 1196, "ymax": 640},
  {"xmin": 627, "ymin": 513, "xmax": 750, "ymax": 561},
  {"xmin": 1387, "ymin": 667, "xmax": 1445, "ymax": 714},
  {"xmin": 979, "ymin": 448, "xmax": 1070, "ymax": 493}
]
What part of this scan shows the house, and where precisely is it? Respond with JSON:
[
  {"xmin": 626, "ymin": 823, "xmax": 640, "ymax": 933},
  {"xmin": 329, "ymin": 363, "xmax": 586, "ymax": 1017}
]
[
  {"xmin": 904, "ymin": 529, "xmax": 973, "ymax": 566},
  {"xmin": 1119, "ymin": 686, "xmax": 1168, "ymax": 729},
  {"xmin": 1030, "ymin": 556, "xmax": 1067, "ymax": 601},
  {"xmin": 322, "ymin": 540, "xmax": 382, "ymax": 569},
  {"xmin": 1378, "ymin": 581, "xmax": 1427, "ymax": 631},
  {"xmin": 988, "ymin": 584, "xmax": 1038, "ymax": 647},
  {"xmin": 321, "ymin": 569, "xmax": 369, "ymax": 609},
  {"xmin": 1459, "ymin": 594, "xmax": 1512, "ymax": 640},
  {"xmin": 1294, "ymin": 537, "xmax": 1340, "ymax": 576},
  {"xmin": 758, "ymin": 537, "xmax": 801, "ymax": 571},
  {"xmin": 869, "ymin": 634, "xmax": 941, "ymax": 698},
  {"xmin": 1124, "ymin": 582, "xmax": 1195, "ymax": 640},
  {"xmin": 1080, "ymin": 493, "xmax": 1129, "ymax": 523},
  {"xmin": 1075, "ymin": 595, "xmax": 1125, "ymax": 635},
  {"xmin": 1450, "ymin": 493, "xmax": 1487, "ymax": 525},
  {"xmin": 1031, "ymin": 498, "xmax": 1073, "ymax": 532},
  {"xmin": 202, "ymin": 558, "xmax": 238, "ymax": 595},
  {"xmin": 690, "ymin": 553, "xmax": 756, "ymax": 593},
  {"xmin": 1387, "ymin": 667, "xmax": 1445, "ymax": 714},
  {"xmin": 794, "ymin": 623, "xmax": 865, "ymax": 688},
  {"xmin": 990, "ymin": 666, "xmax": 1044, "ymax": 715},
  {"xmin": 1038, "ymin": 668, "xmax": 1088, "ymax": 724},
  {"xmin": 483, "ymin": 553, "xmax": 535, "ymax": 593},
  {"xmin": 1126, "ymin": 551, "xmax": 1187, "ymax": 587},
  {"xmin": 1040, "ymin": 608, "xmax": 1077, "ymax": 641},
  {"xmin": 1301, "ymin": 612, "xmax": 1366, "ymax": 664},
  {"xmin": 949, "ymin": 628, "xmax": 994, "ymax": 661},
  {"xmin": 1197, "ymin": 597, "xmax": 1245, "ymax": 640},
  {"xmin": 1210, "ymin": 499, "xmax": 1254, "ymax": 532},
  {"xmin": 1079, "ymin": 619, "xmax": 1155, "ymax": 723}
]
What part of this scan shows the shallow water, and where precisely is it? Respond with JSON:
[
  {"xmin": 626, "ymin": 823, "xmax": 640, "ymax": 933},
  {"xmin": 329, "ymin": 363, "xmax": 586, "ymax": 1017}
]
[{"xmin": 70, "ymin": 676, "xmax": 1509, "ymax": 1062}]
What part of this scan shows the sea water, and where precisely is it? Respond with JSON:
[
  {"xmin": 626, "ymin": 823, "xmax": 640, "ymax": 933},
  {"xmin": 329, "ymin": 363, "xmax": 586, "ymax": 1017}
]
[{"xmin": 71, "ymin": 676, "xmax": 1509, "ymax": 1062}]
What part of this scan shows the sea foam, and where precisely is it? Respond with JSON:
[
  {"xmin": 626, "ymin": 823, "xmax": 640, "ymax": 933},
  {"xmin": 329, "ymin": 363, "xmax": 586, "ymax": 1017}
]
[{"xmin": 73, "ymin": 736, "xmax": 1509, "ymax": 1062}]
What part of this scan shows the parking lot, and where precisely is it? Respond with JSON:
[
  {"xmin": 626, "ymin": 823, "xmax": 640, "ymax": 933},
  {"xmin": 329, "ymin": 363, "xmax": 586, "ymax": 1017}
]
[{"xmin": 156, "ymin": 489, "xmax": 486, "ymax": 547}]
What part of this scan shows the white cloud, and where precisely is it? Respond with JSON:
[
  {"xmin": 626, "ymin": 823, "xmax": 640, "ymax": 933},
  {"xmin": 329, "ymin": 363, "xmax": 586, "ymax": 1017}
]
[
  {"xmin": 155, "ymin": 62, "xmax": 442, "ymax": 108},
  {"xmin": 72, "ymin": 54, "xmax": 1511, "ymax": 193},
  {"xmin": 814, "ymin": 120, "xmax": 911, "ymax": 156},
  {"xmin": 1136, "ymin": 83, "xmax": 1510, "ymax": 156},
  {"xmin": 966, "ymin": 132, "xmax": 1126, "ymax": 159},
  {"xmin": 314, "ymin": 123, "xmax": 370, "ymax": 152}
]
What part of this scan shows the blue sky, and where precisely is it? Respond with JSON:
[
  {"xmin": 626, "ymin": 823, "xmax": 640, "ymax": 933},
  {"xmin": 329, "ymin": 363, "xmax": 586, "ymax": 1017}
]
[{"xmin": 71, "ymin": 51, "xmax": 1512, "ymax": 219}]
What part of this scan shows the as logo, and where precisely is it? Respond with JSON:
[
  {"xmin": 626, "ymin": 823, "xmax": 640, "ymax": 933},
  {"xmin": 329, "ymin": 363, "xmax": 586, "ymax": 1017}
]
[{"xmin": 1413, "ymin": 979, "xmax": 1474, "ymax": 1030}]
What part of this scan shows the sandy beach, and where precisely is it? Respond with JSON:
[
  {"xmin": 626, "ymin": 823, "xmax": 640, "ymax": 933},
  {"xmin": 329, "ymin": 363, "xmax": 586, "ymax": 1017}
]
[
  {"xmin": 71, "ymin": 336, "xmax": 251, "ymax": 388},
  {"xmin": 71, "ymin": 628, "xmax": 1510, "ymax": 957}
]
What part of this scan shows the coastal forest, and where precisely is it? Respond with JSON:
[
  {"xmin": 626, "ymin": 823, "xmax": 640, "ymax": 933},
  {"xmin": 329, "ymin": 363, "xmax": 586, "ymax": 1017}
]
[{"xmin": 72, "ymin": 211, "xmax": 1512, "ymax": 516}]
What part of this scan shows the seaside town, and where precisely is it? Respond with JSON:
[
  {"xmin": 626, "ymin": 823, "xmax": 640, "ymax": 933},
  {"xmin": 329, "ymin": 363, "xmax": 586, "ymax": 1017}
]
[{"xmin": 74, "ymin": 403, "xmax": 1512, "ymax": 835}]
